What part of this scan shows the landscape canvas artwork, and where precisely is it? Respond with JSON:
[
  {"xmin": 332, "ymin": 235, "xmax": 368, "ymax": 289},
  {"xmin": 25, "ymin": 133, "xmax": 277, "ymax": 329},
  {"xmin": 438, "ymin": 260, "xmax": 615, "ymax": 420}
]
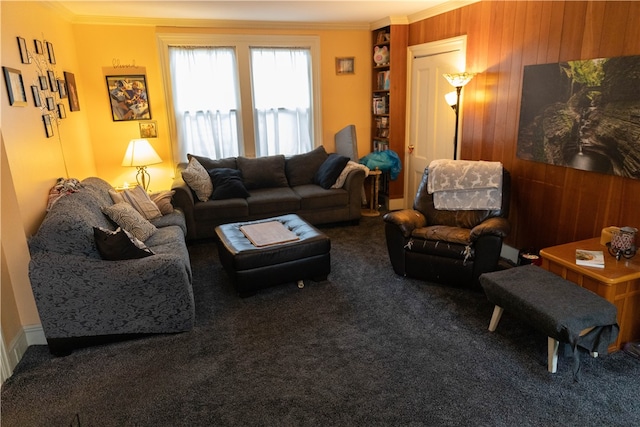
[{"xmin": 516, "ymin": 55, "xmax": 640, "ymax": 179}]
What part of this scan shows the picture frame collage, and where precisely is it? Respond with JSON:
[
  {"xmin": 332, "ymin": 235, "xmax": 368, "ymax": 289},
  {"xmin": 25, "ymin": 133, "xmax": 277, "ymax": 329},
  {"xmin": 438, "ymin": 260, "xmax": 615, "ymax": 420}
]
[{"xmin": 3, "ymin": 36, "xmax": 80, "ymax": 138}]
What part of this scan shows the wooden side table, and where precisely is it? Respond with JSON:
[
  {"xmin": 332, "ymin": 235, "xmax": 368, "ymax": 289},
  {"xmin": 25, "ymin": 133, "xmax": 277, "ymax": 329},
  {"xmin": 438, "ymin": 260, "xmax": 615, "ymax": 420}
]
[
  {"xmin": 362, "ymin": 169, "xmax": 382, "ymax": 217},
  {"xmin": 540, "ymin": 237, "xmax": 640, "ymax": 352}
]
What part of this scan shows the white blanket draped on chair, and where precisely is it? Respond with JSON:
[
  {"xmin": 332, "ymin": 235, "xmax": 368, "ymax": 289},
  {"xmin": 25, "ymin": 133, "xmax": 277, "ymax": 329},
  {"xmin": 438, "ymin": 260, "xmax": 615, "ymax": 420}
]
[{"xmin": 427, "ymin": 159, "xmax": 503, "ymax": 210}]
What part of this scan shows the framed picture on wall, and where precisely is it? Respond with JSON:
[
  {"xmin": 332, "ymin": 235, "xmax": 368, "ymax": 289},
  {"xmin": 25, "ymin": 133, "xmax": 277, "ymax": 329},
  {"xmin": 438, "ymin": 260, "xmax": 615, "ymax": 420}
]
[
  {"xmin": 57, "ymin": 103, "xmax": 66, "ymax": 119},
  {"xmin": 57, "ymin": 79, "xmax": 67, "ymax": 98},
  {"xmin": 47, "ymin": 70, "xmax": 57, "ymax": 92},
  {"xmin": 2, "ymin": 66, "xmax": 27, "ymax": 107},
  {"xmin": 46, "ymin": 41, "xmax": 56, "ymax": 64},
  {"xmin": 34, "ymin": 39, "xmax": 43, "ymax": 54},
  {"xmin": 64, "ymin": 71, "xmax": 80, "ymax": 111},
  {"xmin": 336, "ymin": 57, "xmax": 355, "ymax": 75},
  {"xmin": 43, "ymin": 114, "xmax": 54, "ymax": 138},
  {"xmin": 139, "ymin": 121, "xmax": 158, "ymax": 138},
  {"xmin": 17, "ymin": 37, "xmax": 31, "ymax": 64},
  {"xmin": 105, "ymin": 74, "xmax": 151, "ymax": 121},
  {"xmin": 31, "ymin": 85, "xmax": 42, "ymax": 107},
  {"xmin": 39, "ymin": 75, "xmax": 48, "ymax": 90},
  {"xmin": 46, "ymin": 96, "xmax": 55, "ymax": 111}
]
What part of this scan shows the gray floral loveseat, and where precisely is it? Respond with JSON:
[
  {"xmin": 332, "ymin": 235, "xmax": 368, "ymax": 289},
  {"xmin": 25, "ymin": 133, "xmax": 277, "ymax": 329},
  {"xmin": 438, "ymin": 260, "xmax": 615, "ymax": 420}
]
[{"xmin": 28, "ymin": 177, "xmax": 195, "ymax": 355}]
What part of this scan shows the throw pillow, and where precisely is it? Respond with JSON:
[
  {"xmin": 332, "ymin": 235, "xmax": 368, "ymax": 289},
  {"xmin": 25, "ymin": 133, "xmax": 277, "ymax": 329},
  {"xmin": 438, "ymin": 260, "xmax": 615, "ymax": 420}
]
[
  {"xmin": 110, "ymin": 186, "xmax": 162, "ymax": 220},
  {"xmin": 237, "ymin": 155, "xmax": 288, "ymax": 190},
  {"xmin": 313, "ymin": 153, "xmax": 350, "ymax": 189},
  {"xmin": 285, "ymin": 145, "xmax": 328, "ymax": 187},
  {"xmin": 102, "ymin": 203, "xmax": 157, "ymax": 241},
  {"xmin": 93, "ymin": 227, "xmax": 154, "ymax": 260},
  {"xmin": 182, "ymin": 157, "xmax": 213, "ymax": 202},
  {"xmin": 208, "ymin": 168, "xmax": 250, "ymax": 200},
  {"xmin": 150, "ymin": 190, "xmax": 175, "ymax": 215}
]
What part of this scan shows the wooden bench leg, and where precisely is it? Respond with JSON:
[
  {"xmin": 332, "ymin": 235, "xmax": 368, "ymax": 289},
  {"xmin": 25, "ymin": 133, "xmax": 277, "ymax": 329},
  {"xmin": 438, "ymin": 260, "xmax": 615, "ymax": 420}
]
[
  {"xmin": 488, "ymin": 305, "xmax": 504, "ymax": 332},
  {"xmin": 548, "ymin": 337, "xmax": 559, "ymax": 373}
]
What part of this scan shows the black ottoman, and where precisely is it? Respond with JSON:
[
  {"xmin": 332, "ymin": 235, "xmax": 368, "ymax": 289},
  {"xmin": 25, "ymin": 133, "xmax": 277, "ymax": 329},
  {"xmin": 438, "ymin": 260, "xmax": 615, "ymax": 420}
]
[
  {"xmin": 479, "ymin": 265, "xmax": 619, "ymax": 376},
  {"xmin": 215, "ymin": 214, "xmax": 330, "ymax": 296}
]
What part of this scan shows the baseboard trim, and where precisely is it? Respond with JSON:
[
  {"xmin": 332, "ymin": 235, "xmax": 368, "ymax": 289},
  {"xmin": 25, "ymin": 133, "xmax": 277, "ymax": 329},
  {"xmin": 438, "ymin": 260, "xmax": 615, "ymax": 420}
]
[{"xmin": 1, "ymin": 324, "xmax": 46, "ymax": 383}]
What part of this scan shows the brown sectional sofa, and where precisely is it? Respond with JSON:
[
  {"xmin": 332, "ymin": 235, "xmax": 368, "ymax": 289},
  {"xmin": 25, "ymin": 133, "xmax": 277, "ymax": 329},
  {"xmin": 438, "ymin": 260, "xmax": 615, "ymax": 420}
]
[{"xmin": 171, "ymin": 147, "xmax": 366, "ymax": 240}]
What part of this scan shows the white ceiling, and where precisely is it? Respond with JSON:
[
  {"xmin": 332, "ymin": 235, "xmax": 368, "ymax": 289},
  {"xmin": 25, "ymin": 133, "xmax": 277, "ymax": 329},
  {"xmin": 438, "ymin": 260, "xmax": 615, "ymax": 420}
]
[{"xmin": 51, "ymin": 0, "xmax": 466, "ymax": 27}]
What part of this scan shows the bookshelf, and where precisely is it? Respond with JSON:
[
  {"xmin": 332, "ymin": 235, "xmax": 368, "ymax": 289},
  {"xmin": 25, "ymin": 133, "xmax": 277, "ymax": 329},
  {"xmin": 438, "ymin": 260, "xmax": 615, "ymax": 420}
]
[{"xmin": 371, "ymin": 24, "xmax": 407, "ymax": 205}]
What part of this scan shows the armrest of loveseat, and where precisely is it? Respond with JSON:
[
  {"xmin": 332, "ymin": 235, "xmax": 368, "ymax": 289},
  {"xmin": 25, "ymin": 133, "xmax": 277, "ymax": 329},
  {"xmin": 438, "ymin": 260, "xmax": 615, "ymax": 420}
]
[
  {"xmin": 342, "ymin": 168, "xmax": 366, "ymax": 220},
  {"xmin": 171, "ymin": 167, "xmax": 198, "ymax": 240},
  {"xmin": 470, "ymin": 217, "xmax": 511, "ymax": 242},
  {"xmin": 29, "ymin": 251, "xmax": 195, "ymax": 340},
  {"xmin": 382, "ymin": 209, "xmax": 427, "ymax": 237}
]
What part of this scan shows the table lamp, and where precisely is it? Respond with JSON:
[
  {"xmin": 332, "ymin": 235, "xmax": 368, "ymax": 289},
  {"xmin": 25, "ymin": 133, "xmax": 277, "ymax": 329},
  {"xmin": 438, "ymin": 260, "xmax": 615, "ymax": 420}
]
[{"xmin": 121, "ymin": 138, "xmax": 162, "ymax": 191}]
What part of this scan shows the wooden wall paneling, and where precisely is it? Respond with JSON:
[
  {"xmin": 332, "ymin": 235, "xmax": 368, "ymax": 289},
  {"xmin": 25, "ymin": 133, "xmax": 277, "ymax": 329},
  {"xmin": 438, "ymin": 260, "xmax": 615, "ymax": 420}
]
[
  {"xmin": 599, "ymin": 1, "xmax": 629, "ymax": 58},
  {"xmin": 622, "ymin": 2, "xmax": 640, "ymax": 56},
  {"xmin": 581, "ymin": 1, "xmax": 606, "ymax": 59},
  {"xmin": 408, "ymin": 1, "xmax": 640, "ymax": 252},
  {"xmin": 559, "ymin": 1, "xmax": 588, "ymax": 61},
  {"xmin": 387, "ymin": 24, "xmax": 408, "ymax": 200}
]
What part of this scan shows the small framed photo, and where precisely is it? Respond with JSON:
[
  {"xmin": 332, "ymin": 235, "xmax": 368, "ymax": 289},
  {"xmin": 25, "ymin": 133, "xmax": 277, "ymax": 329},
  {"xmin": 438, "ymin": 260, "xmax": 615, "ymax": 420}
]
[
  {"xmin": 139, "ymin": 121, "xmax": 158, "ymax": 138},
  {"xmin": 336, "ymin": 57, "xmax": 355, "ymax": 75},
  {"xmin": 43, "ymin": 114, "xmax": 54, "ymax": 138},
  {"xmin": 46, "ymin": 41, "xmax": 56, "ymax": 64},
  {"xmin": 17, "ymin": 37, "xmax": 31, "ymax": 64},
  {"xmin": 46, "ymin": 96, "xmax": 55, "ymax": 111},
  {"xmin": 57, "ymin": 103, "xmax": 67, "ymax": 119},
  {"xmin": 64, "ymin": 71, "xmax": 80, "ymax": 112},
  {"xmin": 31, "ymin": 85, "xmax": 42, "ymax": 107},
  {"xmin": 34, "ymin": 39, "xmax": 43, "ymax": 54},
  {"xmin": 39, "ymin": 75, "xmax": 48, "ymax": 90},
  {"xmin": 48, "ymin": 70, "xmax": 57, "ymax": 92},
  {"xmin": 58, "ymin": 79, "xmax": 67, "ymax": 98},
  {"xmin": 2, "ymin": 66, "xmax": 28, "ymax": 107}
]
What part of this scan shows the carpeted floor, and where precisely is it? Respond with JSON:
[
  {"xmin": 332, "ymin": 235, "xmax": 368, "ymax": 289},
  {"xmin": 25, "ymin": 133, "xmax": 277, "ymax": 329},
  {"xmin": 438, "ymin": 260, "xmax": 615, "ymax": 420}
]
[{"xmin": 2, "ymin": 215, "xmax": 639, "ymax": 426}]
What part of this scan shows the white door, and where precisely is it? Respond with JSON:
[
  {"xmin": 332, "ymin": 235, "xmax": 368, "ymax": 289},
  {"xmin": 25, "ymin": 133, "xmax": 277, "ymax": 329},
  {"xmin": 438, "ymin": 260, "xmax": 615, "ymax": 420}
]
[{"xmin": 405, "ymin": 36, "xmax": 466, "ymax": 207}]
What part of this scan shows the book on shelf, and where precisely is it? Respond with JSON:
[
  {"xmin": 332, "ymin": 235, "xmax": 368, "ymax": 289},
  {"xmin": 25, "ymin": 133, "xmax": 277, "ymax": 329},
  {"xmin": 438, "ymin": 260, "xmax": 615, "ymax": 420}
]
[
  {"xmin": 376, "ymin": 71, "xmax": 390, "ymax": 90},
  {"xmin": 575, "ymin": 249, "xmax": 605, "ymax": 268},
  {"xmin": 372, "ymin": 96, "xmax": 387, "ymax": 115}
]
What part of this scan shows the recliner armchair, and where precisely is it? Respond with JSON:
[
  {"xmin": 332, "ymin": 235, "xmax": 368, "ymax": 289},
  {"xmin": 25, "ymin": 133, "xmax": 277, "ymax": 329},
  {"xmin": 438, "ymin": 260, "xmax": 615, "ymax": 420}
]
[{"xmin": 383, "ymin": 166, "xmax": 510, "ymax": 288}]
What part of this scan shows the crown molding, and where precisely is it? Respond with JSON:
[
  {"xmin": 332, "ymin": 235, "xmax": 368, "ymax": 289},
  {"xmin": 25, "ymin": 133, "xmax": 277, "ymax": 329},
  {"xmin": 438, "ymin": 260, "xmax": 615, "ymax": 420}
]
[{"xmin": 408, "ymin": 0, "xmax": 481, "ymax": 24}]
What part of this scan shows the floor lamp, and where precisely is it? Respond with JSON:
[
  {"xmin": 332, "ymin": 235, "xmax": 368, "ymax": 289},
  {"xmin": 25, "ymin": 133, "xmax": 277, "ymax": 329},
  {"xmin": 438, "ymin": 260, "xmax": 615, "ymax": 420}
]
[
  {"xmin": 443, "ymin": 72, "xmax": 475, "ymax": 160},
  {"xmin": 121, "ymin": 138, "xmax": 162, "ymax": 191}
]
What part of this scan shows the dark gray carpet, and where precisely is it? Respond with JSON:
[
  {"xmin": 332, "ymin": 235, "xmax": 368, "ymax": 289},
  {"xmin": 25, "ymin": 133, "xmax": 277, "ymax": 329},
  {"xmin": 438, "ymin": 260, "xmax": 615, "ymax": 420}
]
[{"xmin": 2, "ymin": 216, "xmax": 639, "ymax": 426}]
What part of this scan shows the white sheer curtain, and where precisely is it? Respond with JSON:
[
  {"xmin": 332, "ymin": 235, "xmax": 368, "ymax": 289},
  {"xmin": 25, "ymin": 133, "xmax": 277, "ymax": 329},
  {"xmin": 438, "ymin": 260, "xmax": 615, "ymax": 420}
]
[
  {"xmin": 169, "ymin": 47, "xmax": 241, "ymax": 160},
  {"xmin": 251, "ymin": 48, "xmax": 313, "ymax": 157}
]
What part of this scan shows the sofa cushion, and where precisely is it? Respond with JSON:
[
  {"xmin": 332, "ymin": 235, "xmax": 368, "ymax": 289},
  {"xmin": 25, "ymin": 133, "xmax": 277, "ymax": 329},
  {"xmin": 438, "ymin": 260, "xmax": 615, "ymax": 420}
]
[
  {"xmin": 188, "ymin": 153, "xmax": 237, "ymax": 171},
  {"xmin": 194, "ymin": 198, "xmax": 249, "ymax": 221},
  {"xmin": 182, "ymin": 157, "xmax": 213, "ymax": 202},
  {"xmin": 247, "ymin": 187, "xmax": 301, "ymax": 216},
  {"xmin": 293, "ymin": 185, "xmax": 349, "ymax": 210},
  {"xmin": 314, "ymin": 153, "xmax": 350, "ymax": 189},
  {"xmin": 93, "ymin": 227, "xmax": 154, "ymax": 260},
  {"xmin": 285, "ymin": 145, "xmax": 328, "ymax": 187},
  {"xmin": 102, "ymin": 203, "xmax": 157, "ymax": 241},
  {"xmin": 237, "ymin": 155, "xmax": 288, "ymax": 190},
  {"xmin": 208, "ymin": 168, "xmax": 250, "ymax": 200}
]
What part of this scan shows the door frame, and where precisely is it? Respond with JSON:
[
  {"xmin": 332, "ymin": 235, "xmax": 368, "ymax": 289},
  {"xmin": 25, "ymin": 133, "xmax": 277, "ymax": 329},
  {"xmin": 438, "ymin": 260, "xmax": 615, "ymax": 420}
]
[{"xmin": 402, "ymin": 35, "xmax": 467, "ymax": 209}]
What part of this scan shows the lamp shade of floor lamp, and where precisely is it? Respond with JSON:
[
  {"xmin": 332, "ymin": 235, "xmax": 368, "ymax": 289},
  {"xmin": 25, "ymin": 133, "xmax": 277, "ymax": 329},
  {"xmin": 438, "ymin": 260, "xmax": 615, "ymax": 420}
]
[
  {"xmin": 121, "ymin": 138, "xmax": 162, "ymax": 191},
  {"xmin": 443, "ymin": 72, "xmax": 475, "ymax": 160}
]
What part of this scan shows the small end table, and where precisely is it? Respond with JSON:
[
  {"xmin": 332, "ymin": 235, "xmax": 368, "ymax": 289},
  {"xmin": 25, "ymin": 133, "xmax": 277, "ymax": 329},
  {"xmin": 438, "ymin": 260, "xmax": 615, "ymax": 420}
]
[{"xmin": 362, "ymin": 169, "xmax": 382, "ymax": 217}]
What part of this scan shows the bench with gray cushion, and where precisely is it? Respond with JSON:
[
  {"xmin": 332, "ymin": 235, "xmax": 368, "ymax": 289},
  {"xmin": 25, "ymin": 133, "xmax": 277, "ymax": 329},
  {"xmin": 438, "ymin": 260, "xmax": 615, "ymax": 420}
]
[{"xmin": 479, "ymin": 265, "xmax": 619, "ymax": 376}]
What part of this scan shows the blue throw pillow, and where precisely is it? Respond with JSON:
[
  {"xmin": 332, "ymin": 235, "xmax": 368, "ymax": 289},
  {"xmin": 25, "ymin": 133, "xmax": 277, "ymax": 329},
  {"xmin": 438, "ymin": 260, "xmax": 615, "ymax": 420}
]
[
  {"xmin": 208, "ymin": 168, "xmax": 250, "ymax": 200},
  {"xmin": 313, "ymin": 153, "xmax": 350, "ymax": 189}
]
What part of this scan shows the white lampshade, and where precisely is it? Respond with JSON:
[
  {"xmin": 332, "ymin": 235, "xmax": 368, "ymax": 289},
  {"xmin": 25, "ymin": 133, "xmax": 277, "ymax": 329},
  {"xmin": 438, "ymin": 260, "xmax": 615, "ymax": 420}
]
[
  {"xmin": 121, "ymin": 139, "xmax": 162, "ymax": 167},
  {"xmin": 444, "ymin": 91, "xmax": 458, "ymax": 107},
  {"xmin": 443, "ymin": 72, "xmax": 476, "ymax": 88}
]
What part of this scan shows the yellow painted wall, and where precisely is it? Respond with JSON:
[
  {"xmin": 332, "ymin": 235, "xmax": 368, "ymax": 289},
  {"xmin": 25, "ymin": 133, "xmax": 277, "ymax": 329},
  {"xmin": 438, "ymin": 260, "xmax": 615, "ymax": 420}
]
[
  {"xmin": 1, "ymin": 2, "xmax": 371, "ymax": 352},
  {"xmin": 1, "ymin": 1, "xmax": 96, "ymax": 346},
  {"xmin": 73, "ymin": 24, "xmax": 371, "ymax": 192}
]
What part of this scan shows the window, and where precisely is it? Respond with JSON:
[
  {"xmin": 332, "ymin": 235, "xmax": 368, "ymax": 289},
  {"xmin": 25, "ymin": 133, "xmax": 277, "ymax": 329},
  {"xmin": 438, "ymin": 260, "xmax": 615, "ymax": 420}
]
[{"xmin": 158, "ymin": 34, "xmax": 321, "ymax": 162}]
